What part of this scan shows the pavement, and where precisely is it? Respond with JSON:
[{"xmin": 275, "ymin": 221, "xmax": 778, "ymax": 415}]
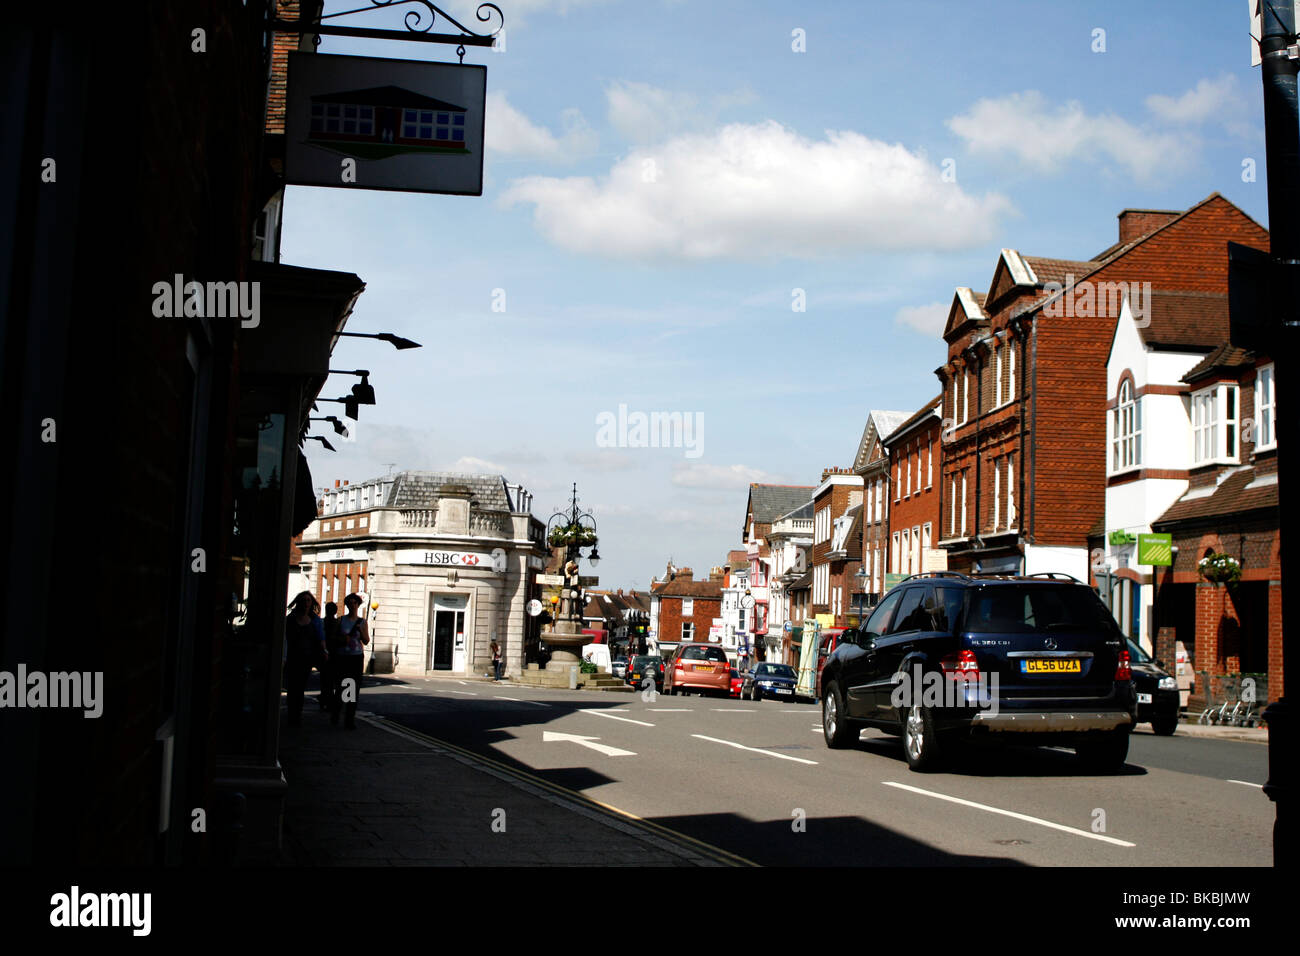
[
  {"xmin": 1161, "ymin": 719, "xmax": 1268, "ymax": 744},
  {"xmin": 276, "ymin": 687, "xmax": 738, "ymax": 866}
]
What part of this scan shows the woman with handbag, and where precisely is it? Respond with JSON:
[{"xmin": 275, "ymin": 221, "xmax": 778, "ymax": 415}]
[{"xmin": 330, "ymin": 593, "xmax": 370, "ymax": 729}]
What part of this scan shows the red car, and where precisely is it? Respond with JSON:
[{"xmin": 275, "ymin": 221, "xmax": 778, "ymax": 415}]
[{"xmin": 729, "ymin": 667, "xmax": 744, "ymax": 698}]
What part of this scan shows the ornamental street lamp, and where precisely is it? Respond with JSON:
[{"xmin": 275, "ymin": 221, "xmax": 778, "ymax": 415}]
[{"xmin": 542, "ymin": 483, "xmax": 600, "ymax": 671}]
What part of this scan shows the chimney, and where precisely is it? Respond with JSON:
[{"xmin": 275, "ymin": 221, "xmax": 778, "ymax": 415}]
[
  {"xmin": 678, "ymin": 567, "xmax": 694, "ymax": 580},
  {"xmin": 335, "ymin": 479, "xmax": 341, "ymax": 488},
  {"xmin": 1117, "ymin": 209, "xmax": 1180, "ymax": 245},
  {"xmin": 343, "ymin": 479, "xmax": 349, "ymax": 486}
]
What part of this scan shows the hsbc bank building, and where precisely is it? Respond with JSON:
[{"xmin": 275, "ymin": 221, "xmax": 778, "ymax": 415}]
[{"xmin": 298, "ymin": 471, "xmax": 550, "ymax": 678}]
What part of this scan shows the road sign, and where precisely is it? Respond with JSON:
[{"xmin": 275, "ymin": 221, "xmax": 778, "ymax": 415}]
[
  {"xmin": 884, "ymin": 573, "xmax": 906, "ymax": 590},
  {"xmin": 783, "ymin": 621, "xmax": 792, "ymax": 632},
  {"xmin": 1138, "ymin": 533, "xmax": 1173, "ymax": 566},
  {"xmin": 536, "ymin": 574, "xmax": 563, "ymax": 585},
  {"xmin": 526, "ymin": 599, "xmax": 543, "ymax": 617}
]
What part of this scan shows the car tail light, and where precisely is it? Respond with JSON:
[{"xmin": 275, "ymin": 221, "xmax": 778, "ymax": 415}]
[
  {"xmin": 940, "ymin": 649, "xmax": 980, "ymax": 681},
  {"xmin": 1115, "ymin": 650, "xmax": 1132, "ymax": 681}
]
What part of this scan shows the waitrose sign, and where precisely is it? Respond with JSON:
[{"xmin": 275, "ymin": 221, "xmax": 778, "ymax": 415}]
[{"xmin": 395, "ymin": 549, "xmax": 503, "ymax": 568}]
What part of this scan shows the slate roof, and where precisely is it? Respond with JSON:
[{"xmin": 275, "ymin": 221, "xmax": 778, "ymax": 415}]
[
  {"xmin": 871, "ymin": 409, "xmax": 911, "ymax": 441},
  {"xmin": 747, "ymin": 484, "xmax": 816, "ymax": 523},
  {"xmin": 1155, "ymin": 468, "xmax": 1278, "ymax": 524},
  {"xmin": 1183, "ymin": 342, "xmax": 1255, "ymax": 382},
  {"xmin": 774, "ymin": 500, "xmax": 814, "ymax": 522},
  {"xmin": 379, "ymin": 471, "xmax": 513, "ymax": 511},
  {"xmin": 787, "ymin": 571, "xmax": 812, "ymax": 591},
  {"xmin": 882, "ymin": 395, "xmax": 942, "ymax": 445}
]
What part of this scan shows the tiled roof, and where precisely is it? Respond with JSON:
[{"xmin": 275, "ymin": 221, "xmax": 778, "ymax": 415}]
[
  {"xmin": 652, "ymin": 576, "xmax": 725, "ymax": 599},
  {"xmin": 1183, "ymin": 341, "xmax": 1255, "ymax": 382},
  {"xmin": 747, "ymin": 484, "xmax": 816, "ymax": 523},
  {"xmin": 1155, "ymin": 468, "xmax": 1278, "ymax": 524},
  {"xmin": 787, "ymin": 571, "xmax": 812, "ymax": 591},
  {"xmin": 1022, "ymin": 256, "xmax": 1098, "ymax": 285},
  {"xmin": 385, "ymin": 471, "xmax": 512, "ymax": 511},
  {"xmin": 1139, "ymin": 291, "xmax": 1233, "ymax": 351}
]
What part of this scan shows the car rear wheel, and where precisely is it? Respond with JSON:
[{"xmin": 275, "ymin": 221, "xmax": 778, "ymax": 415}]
[
  {"xmin": 901, "ymin": 705, "xmax": 947, "ymax": 772},
  {"xmin": 1075, "ymin": 729, "xmax": 1130, "ymax": 770},
  {"xmin": 822, "ymin": 683, "xmax": 853, "ymax": 749},
  {"xmin": 1152, "ymin": 715, "xmax": 1178, "ymax": 736}
]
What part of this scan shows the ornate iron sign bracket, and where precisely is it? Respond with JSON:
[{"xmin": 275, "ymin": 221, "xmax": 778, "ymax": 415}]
[{"xmin": 274, "ymin": 0, "xmax": 504, "ymax": 63}]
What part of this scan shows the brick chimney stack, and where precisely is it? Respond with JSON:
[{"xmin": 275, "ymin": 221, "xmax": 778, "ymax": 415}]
[
  {"xmin": 1117, "ymin": 209, "xmax": 1180, "ymax": 245},
  {"xmin": 821, "ymin": 466, "xmax": 853, "ymax": 480}
]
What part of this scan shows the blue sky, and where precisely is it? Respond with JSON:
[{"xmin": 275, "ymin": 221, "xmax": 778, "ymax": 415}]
[{"xmin": 290, "ymin": 0, "xmax": 1272, "ymax": 588}]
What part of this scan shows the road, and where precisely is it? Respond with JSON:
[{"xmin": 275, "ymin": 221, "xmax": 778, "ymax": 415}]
[{"xmin": 357, "ymin": 677, "xmax": 1273, "ymax": 867}]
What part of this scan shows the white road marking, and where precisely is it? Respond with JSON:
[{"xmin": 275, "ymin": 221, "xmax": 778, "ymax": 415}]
[
  {"xmin": 581, "ymin": 709, "xmax": 655, "ymax": 727},
  {"xmin": 692, "ymin": 734, "xmax": 818, "ymax": 765},
  {"xmin": 457, "ymin": 681, "xmax": 468, "ymax": 685},
  {"xmin": 443, "ymin": 690, "xmax": 478, "ymax": 696},
  {"xmin": 711, "ymin": 708, "xmax": 756, "ymax": 712},
  {"xmin": 1228, "ymin": 779, "xmax": 1264, "ymax": 789},
  {"xmin": 882, "ymin": 782, "xmax": 1136, "ymax": 847},
  {"xmin": 495, "ymin": 696, "xmax": 549, "ymax": 706},
  {"xmin": 648, "ymin": 708, "xmax": 693, "ymax": 712},
  {"xmin": 542, "ymin": 731, "xmax": 636, "ymax": 758},
  {"xmin": 780, "ymin": 709, "xmax": 807, "ymax": 713}
]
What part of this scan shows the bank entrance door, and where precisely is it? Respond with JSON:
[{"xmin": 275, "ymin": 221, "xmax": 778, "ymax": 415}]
[{"xmin": 428, "ymin": 594, "xmax": 467, "ymax": 671}]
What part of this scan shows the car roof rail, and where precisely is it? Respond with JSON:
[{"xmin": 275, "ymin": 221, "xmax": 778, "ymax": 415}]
[
  {"xmin": 1024, "ymin": 571, "xmax": 1084, "ymax": 584},
  {"xmin": 897, "ymin": 571, "xmax": 972, "ymax": 585}
]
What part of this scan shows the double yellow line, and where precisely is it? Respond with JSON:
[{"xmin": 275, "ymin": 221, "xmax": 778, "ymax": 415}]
[{"xmin": 365, "ymin": 715, "xmax": 757, "ymax": 867}]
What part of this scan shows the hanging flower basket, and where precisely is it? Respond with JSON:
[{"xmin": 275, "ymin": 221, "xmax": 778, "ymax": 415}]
[
  {"xmin": 1198, "ymin": 552, "xmax": 1241, "ymax": 585},
  {"xmin": 548, "ymin": 523, "xmax": 597, "ymax": 549}
]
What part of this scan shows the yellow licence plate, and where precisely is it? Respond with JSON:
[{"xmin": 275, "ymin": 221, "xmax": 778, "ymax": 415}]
[
  {"xmin": 693, "ymin": 664, "xmax": 713, "ymax": 671},
  {"xmin": 1021, "ymin": 659, "xmax": 1082, "ymax": 674}
]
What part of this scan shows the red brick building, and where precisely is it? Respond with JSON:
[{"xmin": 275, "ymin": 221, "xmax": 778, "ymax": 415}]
[
  {"xmin": 811, "ymin": 468, "xmax": 864, "ymax": 626},
  {"xmin": 885, "ymin": 396, "xmax": 943, "ymax": 577},
  {"xmin": 1152, "ymin": 347, "xmax": 1281, "ymax": 705},
  {"xmin": 852, "ymin": 410, "xmax": 910, "ymax": 607},
  {"xmin": 650, "ymin": 565, "xmax": 725, "ymax": 658},
  {"xmin": 936, "ymin": 194, "xmax": 1270, "ymax": 579}
]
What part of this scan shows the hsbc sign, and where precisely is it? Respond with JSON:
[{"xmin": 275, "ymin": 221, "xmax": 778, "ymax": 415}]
[{"xmin": 395, "ymin": 548, "xmax": 504, "ymax": 569}]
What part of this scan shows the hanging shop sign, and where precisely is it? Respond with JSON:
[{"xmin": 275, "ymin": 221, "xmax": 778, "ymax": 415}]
[
  {"xmin": 286, "ymin": 52, "xmax": 487, "ymax": 196},
  {"xmin": 1137, "ymin": 533, "xmax": 1173, "ymax": 566}
]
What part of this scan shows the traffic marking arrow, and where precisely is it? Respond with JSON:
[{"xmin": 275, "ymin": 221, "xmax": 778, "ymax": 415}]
[{"xmin": 542, "ymin": 731, "xmax": 636, "ymax": 757}]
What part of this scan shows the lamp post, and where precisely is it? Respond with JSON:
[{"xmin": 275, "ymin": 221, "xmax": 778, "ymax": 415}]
[{"xmin": 542, "ymin": 483, "xmax": 599, "ymax": 672}]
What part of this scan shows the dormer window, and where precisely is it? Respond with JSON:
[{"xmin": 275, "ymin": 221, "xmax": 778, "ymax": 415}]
[
  {"xmin": 1192, "ymin": 383, "xmax": 1239, "ymax": 466},
  {"xmin": 1111, "ymin": 379, "xmax": 1141, "ymax": 472}
]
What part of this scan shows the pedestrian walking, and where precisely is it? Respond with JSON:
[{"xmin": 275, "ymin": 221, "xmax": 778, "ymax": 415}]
[
  {"xmin": 329, "ymin": 593, "xmax": 370, "ymax": 729},
  {"xmin": 285, "ymin": 591, "xmax": 325, "ymax": 727},
  {"xmin": 490, "ymin": 639, "xmax": 503, "ymax": 681},
  {"xmin": 319, "ymin": 601, "xmax": 341, "ymax": 711}
]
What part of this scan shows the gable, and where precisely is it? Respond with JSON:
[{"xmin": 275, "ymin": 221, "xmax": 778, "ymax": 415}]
[{"xmin": 942, "ymin": 286, "xmax": 988, "ymax": 341}]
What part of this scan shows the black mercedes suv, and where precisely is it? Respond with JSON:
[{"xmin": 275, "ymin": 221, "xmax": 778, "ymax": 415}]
[{"xmin": 820, "ymin": 572, "xmax": 1137, "ymax": 771}]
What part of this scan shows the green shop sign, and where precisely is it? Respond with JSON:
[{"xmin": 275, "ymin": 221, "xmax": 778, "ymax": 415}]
[{"xmin": 1138, "ymin": 533, "xmax": 1173, "ymax": 566}]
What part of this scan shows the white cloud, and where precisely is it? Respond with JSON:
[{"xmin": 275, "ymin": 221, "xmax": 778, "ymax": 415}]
[
  {"xmin": 895, "ymin": 300, "xmax": 949, "ymax": 337},
  {"xmin": 671, "ymin": 462, "xmax": 779, "ymax": 489},
  {"xmin": 1149, "ymin": 74, "xmax": 1248, "ymax": 135},
  {"xmin": 500, "ymin": 120, "xmax": 1013, "ymax": 260},
  {"xmin": 448, "ymin": 455, "xmax": 509, "ymax": 473},
  {"xmin": 605, "ymin": 81, "xmax": 757, "ymax": 144},
  {"xmin": 948, "ymin": 91, "xmax": 1193, "ymax": 181},
  {"xmin": 565, "ymin": 450, "xmax": 640, "ymax": 471},
  {"xmin": 486, "ymin": 91, "xmax": 596, "ymax": 161}
]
